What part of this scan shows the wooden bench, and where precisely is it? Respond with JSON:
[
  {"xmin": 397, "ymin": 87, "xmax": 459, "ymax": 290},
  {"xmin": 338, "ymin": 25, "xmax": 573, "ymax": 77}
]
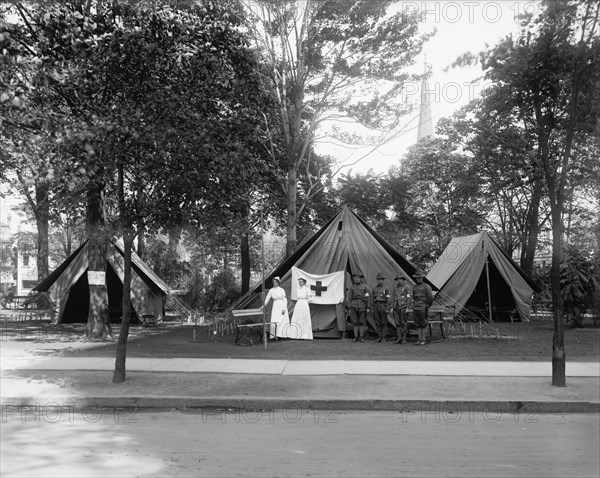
[{"xmin": 232, "ymin": 308, "xmax": 278, "ymax": 346}]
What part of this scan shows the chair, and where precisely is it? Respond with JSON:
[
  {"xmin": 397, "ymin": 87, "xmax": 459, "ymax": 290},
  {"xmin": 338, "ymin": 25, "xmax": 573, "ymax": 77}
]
[{"xmin": 140, "ymin": 314, "xmax": 156, "ymax": 327}]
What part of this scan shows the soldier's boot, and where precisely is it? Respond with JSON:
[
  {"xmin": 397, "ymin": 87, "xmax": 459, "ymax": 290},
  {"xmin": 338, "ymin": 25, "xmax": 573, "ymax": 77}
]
[
  {"xmin": 394, "ymin": 327, "xmax": 403, "ymax": 344},
  {"xmin": 359, "ymin": 326, "xmax": 365, "ymax": 342},
  {"xmin": 353, "ymin": 326, "xmax": 359, "ymax": 342},
  {"xmin": 376, "ymin": 328, "xmax": 384, "ymax": 342}
]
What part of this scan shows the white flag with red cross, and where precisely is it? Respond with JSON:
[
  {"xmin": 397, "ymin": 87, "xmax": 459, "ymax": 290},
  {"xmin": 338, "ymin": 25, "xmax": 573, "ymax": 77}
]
[{"xmin": 291, "ymin": 266, "xmax": 345, "ymax": 305}]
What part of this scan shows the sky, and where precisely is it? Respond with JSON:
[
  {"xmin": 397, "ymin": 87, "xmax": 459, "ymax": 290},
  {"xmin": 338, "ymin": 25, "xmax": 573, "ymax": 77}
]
[{"xmin": 317, "ymin": 0, "xmax": 541, "ymax": 176}]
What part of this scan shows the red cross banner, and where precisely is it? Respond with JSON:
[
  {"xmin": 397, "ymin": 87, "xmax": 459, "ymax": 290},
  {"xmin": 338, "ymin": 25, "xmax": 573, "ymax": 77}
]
[{"xmin": 290, "ymin": 266, "xmax": 345, "ymax": 305}]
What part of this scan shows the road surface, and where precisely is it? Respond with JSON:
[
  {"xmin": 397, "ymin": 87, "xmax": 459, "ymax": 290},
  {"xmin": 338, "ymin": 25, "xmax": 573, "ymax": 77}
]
[{"xmin": 1, "ymin": 408, "xmax": 598, "ymax": 477}]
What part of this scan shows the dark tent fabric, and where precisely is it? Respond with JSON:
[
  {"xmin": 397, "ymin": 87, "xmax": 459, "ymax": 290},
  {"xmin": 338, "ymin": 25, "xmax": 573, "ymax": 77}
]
[
  {"xmin": 232, "ymin": 205, "xmax": 429, "ymax": 338},
  {"xmin": 426, "ymin": 232, "xmax": 540, "ymax": 321},
  {"xmin": 33, "ymin": 240, "xmax": 171, "ymax": 324}
]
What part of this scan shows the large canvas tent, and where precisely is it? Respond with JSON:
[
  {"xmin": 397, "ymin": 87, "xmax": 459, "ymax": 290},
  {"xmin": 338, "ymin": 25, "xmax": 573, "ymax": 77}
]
[
  {"xmin": 427, "ymin": 232, "xmax": 540, "ymax": 321},
  {"xmin": 233, "ymin": 205, "xmax": 430, "ymax": 338},
  {"xmin": 33, "ymin": 240, "xmax": 170, "ymax": 324}
]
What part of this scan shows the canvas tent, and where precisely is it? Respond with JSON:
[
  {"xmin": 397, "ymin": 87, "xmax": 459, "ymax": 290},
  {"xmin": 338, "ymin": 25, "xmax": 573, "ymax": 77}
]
[
  {"xmin": 232, "ymin": 205, "xmax": 431, "ymax": 338},
  {"xmin": 426, "ymin": 232, "xmax": 540, "ymax": 321},
  {"xmin": 33, "ymin": 240, "xmax": 170, "ymax": 324}
]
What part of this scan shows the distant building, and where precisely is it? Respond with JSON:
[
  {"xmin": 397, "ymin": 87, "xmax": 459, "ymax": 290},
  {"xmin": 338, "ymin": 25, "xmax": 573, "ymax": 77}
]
[{"xmin": 0, "ymin": 188, "xmax": 38, "ymax": 296}]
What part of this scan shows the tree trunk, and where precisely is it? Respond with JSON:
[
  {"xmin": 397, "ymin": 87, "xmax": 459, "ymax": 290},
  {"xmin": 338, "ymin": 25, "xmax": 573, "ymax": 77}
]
[
  {"xmin": 35, "ymin": 183, "xmax": 50, "ymax": 280},
  {"xmin": 550, "ymin": 207, "xmax": 565, "ymax": 387},
  {"xmin": 168, "ymin": 226, "xmax": 182, "ymax": 255},
  {"xmin": 241, "ymin": 231, "xmax": 250, "ymax": 294},
  {"xmin": 521, "ymin": 181, "xmax": 542, "ymax": 276},
  {"xmin": 86, "ymin": 183, "xmax": 112, "ymax": 339},
  {"xmin": 137, "ymin": 227, "xmax": 145, "ymax": 260},
  {"xmin": 113, "ymin": 232, "xmax": 134, "ymax": 383},
  {"xmin": 240, "ymin": 203, "xmax": 251, "ymax": 294},
  {"xmin": 285, "ymin": 166, "xmax": 298, "ymax": 257}
]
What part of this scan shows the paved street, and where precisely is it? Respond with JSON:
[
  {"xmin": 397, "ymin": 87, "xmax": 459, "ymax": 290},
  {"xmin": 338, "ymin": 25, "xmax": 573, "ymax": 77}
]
[{"xmin": 2, "ymin": 410, "xmax": 598, "ymax": 477}]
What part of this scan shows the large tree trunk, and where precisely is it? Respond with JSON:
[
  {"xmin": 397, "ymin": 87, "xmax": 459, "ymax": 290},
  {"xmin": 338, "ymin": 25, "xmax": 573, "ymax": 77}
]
[
  {"xmin": 521, "ymin": 181, "xmax": 543, "ymax": 277},
  {"xmin": 285, "ymin": 166, "xmax": 298, "ymax": 257},
  {"xmin": 86, "ymin": 183, "xmax": 112, "ymax": 339},
  {"xmin": 550, "ymin": 207, "xmax": 565, "ymax": 387}
]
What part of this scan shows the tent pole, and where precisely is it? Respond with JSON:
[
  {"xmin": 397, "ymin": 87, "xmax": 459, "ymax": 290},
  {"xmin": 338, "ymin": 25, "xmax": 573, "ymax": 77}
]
[
  {"xmin": 261, "ymin": 205, "xmax": 267, "ymax": 350},
  {"xmin": 485, "ymin": 256, "xmax": 493, "ymax": 323}
]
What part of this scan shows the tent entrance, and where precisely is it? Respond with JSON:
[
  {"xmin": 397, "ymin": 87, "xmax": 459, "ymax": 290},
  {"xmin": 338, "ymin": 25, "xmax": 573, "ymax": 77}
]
[
  {"xmin": 60, "ymin": 272, "xmax": 90, "ymax": 323},
  {"xmin": 466, "ymin": 259, "xmax": 516, "ymax": 321},
  {"xmin": 311, "ymin": 304, "xmax": 346, "ymax": 338},
  {"xmin": 60, "ymin": 262, "xmax": 140, "ymax": 324}
]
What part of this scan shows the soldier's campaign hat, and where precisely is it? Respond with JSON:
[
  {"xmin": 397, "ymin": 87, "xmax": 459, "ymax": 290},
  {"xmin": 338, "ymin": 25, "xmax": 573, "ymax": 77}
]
[
  {"xmin": 376, "ymin": 272, "xmax": 386, "ymax": 280},
  {"xmin": 352, "ymin": 272, "xmax": 364, "ymax": 278},
  {"xmin": 412, "ymin": 271, "xmax": 425, "ymax": 278},
  {"xmin": 395, "ymin": 275, "xmax": 406, "ymax": 281}
]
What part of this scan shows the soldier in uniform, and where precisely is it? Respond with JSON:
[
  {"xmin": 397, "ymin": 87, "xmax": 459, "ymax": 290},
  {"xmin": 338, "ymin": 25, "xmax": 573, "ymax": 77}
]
[
  {"xmin": 372, "ymin": 272, "xmax": 391, "ymax": 342},
  {"xmin": 391, "ymin": 274, "xmax": 412, "ymax": 344},
  {"xmin": 345, "ymin": 272, "xmax": 371, "ymax": 342},
  {"xmin": 412, "ymin": 271, "xmax": 434, "ymax": 345}
]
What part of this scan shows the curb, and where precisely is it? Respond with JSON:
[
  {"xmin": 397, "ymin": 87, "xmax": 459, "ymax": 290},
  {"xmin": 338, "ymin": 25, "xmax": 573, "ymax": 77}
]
[{"xmin": 2, "ymin": 397, "xmax": 599, "ymax": 414}]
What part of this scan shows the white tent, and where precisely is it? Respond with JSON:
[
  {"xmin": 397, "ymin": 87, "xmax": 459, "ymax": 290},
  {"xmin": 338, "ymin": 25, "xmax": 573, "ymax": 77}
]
[{"xmin": 427, "ymin": 232, "xmax": 540, "ymax": 321}]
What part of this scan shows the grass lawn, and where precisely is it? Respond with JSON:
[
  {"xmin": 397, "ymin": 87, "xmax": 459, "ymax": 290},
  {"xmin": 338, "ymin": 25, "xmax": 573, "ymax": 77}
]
[{"xmin": 2, "ymin": 314, "xmax": 599, "ymax": 361}]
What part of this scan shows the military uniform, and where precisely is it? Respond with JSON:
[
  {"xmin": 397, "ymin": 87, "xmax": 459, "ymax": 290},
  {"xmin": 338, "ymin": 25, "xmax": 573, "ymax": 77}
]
[
  {"xmin": 391, "ymin": 275, "xmax": 412, "ymax": 343},
  {"xmin": 372, "ymin": 272, "xmax": 391, "ymax": 342},
  {"xmin": 412, "ymin": 279, "xmax": 433, "ymax": 328},
  {"xmin": 346, "ymin": 273, "xmax": 371, "ymax": 342}
]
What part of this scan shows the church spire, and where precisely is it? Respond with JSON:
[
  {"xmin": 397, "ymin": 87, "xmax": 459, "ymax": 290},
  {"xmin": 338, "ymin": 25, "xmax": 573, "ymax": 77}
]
[{"xmin": 417, "ymin": 57, "xmax": 434, "ymax": 141}]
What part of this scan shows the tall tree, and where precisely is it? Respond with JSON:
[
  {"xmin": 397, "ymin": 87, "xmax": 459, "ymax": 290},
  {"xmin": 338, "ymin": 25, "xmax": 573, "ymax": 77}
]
[
  {"xmin": 484, "ymin": 0, "xmax": 600, "ymax": 386},
  {"xmin": 243, "ymin": 0, "xmax": 428, "ymax": 256}
]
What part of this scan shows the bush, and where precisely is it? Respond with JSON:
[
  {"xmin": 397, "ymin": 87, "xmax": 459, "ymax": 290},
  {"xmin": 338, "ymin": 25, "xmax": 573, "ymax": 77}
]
[
  {"xmin": 206, "ymin": 269, "xmax": 241, "ymax": 311},
  {"xmin": 560, "ymin": 246, "xmax": 599, "ymax": 327}
]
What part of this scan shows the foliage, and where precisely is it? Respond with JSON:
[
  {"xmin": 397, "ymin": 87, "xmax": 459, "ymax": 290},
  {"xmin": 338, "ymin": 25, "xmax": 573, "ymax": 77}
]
[
  {"xmin": 143, "ymin": 238, "xmax": 191, "ymax": 291},
  {"xmin": 334, "ymin": 170, "xmax": 389, "ymax": 226},
  {"xmin": 436, "ymin": 101, "xmax": 548, "ymax": 272},
  {"xmin": 205, "ymin": 269, "xmax": 241, "ymax": 311},
  {"xmin": 560, "ymin": 246, "xmax": 599, "ymax": 326},
  {"xmin": 389, "ymin": 135, "xmax": 483, "ymax": 265}
]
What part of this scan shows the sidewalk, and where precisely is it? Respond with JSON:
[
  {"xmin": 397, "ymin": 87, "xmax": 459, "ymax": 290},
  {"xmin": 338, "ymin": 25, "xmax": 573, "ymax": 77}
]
[{"xmin": 2, "ymin": 356, "xmax": 599, "ymax": 413}]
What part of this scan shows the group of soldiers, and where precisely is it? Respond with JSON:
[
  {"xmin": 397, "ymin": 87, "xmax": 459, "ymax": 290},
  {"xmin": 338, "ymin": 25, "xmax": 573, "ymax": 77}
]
[{"xmin": 345, "ymin": 271, "xmax": 434, "ymax": 345}]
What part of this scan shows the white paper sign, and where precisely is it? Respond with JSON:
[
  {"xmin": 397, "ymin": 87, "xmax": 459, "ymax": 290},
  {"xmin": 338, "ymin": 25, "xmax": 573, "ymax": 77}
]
[{"xmin": 87, "ymin": 271, "xmax": 106, "ymax": 286}]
